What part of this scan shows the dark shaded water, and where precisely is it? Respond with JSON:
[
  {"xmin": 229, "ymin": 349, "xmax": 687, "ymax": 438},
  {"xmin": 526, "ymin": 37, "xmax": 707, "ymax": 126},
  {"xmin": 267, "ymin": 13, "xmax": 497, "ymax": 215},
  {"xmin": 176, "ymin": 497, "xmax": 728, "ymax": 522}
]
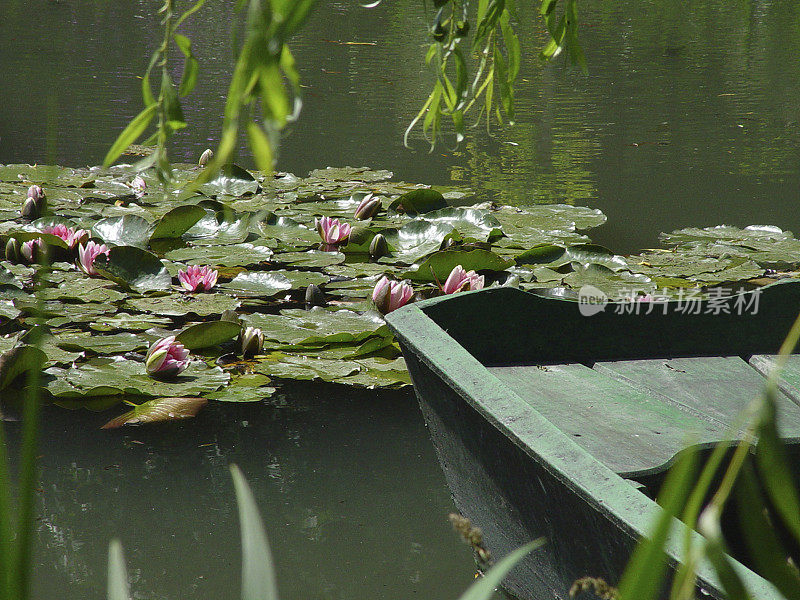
[
  {"xmin": 16, "ymin": 384, "xmax": 473, "ymax": 600},
  {"xmin": 2, "ymin": 1, "xmax": 800, "ymax": 598}
]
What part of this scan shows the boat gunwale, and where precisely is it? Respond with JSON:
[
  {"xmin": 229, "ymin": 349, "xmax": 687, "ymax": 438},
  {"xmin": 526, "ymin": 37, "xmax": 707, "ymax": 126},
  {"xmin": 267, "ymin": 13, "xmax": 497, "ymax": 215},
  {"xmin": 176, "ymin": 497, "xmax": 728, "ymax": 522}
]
[{"xmin": 386, "ymin": 296, "xmax": 785, "ymax": 600}]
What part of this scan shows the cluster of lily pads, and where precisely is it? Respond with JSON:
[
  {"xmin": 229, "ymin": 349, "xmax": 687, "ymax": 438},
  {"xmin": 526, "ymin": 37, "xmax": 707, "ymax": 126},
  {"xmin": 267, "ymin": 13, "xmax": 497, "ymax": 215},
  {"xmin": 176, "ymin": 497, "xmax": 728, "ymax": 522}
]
[{"xmin": 0, "ymin": 160, "xmax": 795, "ymax": 425}]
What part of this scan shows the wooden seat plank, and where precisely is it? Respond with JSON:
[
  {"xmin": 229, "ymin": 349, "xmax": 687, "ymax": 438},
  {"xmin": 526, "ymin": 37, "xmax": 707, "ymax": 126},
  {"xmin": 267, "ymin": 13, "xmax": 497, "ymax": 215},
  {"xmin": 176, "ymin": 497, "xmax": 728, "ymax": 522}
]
[
  {"xmin": 594, "ymin": 356, "xmax": 800, "ymax": 439},
  {"xmin": 749, "ymin": 355, "xmax": 800, "ymax": 409},
  {"xmin": 488, "ymin": 363, "xmax": 731, "ymax": 477}
]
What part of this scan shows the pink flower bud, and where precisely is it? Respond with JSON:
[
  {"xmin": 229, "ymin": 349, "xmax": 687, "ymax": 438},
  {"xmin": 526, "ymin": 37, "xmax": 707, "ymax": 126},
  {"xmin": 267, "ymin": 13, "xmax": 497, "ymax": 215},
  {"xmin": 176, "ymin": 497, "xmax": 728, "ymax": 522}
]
[
  {"xmin": 145, "ymin": 336, "xmax": 190, "ymax": 378},
  {"xmin": 315, "ymin": 216, "xmax": 352, "ymax": 245},
  {"xmin": 441, "ymin": 265, "xmax": 484, "ymax": 294},
  {"xmin": 372, "ymin": 276, "xmax": 414, "ymax": 314}
]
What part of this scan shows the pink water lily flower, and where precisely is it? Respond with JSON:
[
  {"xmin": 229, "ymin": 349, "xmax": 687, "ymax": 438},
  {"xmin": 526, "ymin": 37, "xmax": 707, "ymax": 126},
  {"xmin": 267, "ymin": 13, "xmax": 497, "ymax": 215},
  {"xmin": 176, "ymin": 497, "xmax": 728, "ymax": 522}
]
[
  {"xmin": 315, "ymin": 216, "xmax": 352, "ymax": 245},
  {"xmin": 372, "ymin": 276, "xmax": 413, "ymax": 314},
  {"xmin": 177, "ymin": 265, "xmax": 218, "ymax": 292},
  {"xmin": 77, "ymin": 241, "xmax": 110, "ymax": 276},
  {"xmin": 145, "ymin": 336, "xmax": 190, "ymax": 379},
  {"xmin": 42, "ymin": 224, "xmax": 89, "ymax": 250},
  {"xmin": 442, "ymin": 265, "xmax": 484, "ymax": 294}
]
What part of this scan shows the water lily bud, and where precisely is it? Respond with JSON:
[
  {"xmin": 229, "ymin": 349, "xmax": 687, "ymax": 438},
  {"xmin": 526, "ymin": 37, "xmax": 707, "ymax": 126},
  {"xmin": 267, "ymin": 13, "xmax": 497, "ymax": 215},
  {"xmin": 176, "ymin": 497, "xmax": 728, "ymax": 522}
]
[
  {"xmin": 372, "ymin": 276, "xmax": 414, "ymax": 314},
  {"xmin": 354, "ymin": 195, "xmax": 381, "ymax": 220},
  {"xmin": 5, "ymin": 238, "xmax": 20, "ymax": 263},
  {"xmin": 20, "ymin": 238, "xmax": 45, "ymax": 265},
  {"xmin": 239, "ymin": 326, "xmax": 264, "ymax": 359},
  {"xmin": 27, "ymin": 185, "xmax": 45, "ymax": 202},
  {"xmin": 199, "ymin": 148, "xmax": 214, "ymax": 166},
  {"xmin": 305, "ymin": 283, "xmax": 326, "ymax": 307},
  {"xmin": 145, "ymin": 336, "xmax": 190, "ymax": 379},
  {"xmin": 369, "ymin": 233, "xmax": 389, "ymax": 259},
  {"xmin": 21, "ymin": 197, "xmax": 40, "ymax": 220},
  {"xmin": 129, "ymin": 175, "xmax": 146, "ymax": 199}
]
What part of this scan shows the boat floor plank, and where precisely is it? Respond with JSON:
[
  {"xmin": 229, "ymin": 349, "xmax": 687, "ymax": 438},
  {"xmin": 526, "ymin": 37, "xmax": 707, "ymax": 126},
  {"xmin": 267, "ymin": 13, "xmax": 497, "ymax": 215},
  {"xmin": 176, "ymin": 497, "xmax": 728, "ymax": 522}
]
[
  {"xmin": 749, "ymin": 355, "xmax": 800, "ymax": 409},
  {"xmin": 488, "ymin": 363, "xmax": 732, "ymax": 477},
  {"xmin": 594, "ymin": 356, "xmax": 800, "ymax": 439}
]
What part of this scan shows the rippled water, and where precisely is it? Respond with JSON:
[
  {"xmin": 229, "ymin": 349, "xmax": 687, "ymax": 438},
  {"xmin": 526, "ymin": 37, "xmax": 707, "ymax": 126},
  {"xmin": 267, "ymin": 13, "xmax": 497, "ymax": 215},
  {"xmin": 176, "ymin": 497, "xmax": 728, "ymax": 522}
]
[{"xmin": 2, "ymin": 1, "xmax": 799, "ymax": 597}]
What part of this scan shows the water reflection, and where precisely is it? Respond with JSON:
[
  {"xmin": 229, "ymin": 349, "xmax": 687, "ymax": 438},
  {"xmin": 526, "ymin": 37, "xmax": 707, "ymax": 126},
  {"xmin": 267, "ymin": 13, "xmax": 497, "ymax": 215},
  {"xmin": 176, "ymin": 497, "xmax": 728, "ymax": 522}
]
[
  {"xmin": 3, "ymin": 1, "xmax": 800, "ymax": 251},
  {"xmin": 20, "ymin": 383, "xmax": 473, "ymax": 599}
]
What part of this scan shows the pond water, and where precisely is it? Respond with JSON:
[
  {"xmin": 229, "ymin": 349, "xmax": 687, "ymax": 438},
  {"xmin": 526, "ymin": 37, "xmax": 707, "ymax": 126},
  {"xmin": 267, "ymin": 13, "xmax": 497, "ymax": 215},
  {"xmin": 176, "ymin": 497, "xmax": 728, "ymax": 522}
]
[
  {"xmin": 2, "ymin": 0, "xmax": 799, "ymax": 598},
  {"xmin": 16, "ymin": 385, "xmax": 473, "ymax": 600}
]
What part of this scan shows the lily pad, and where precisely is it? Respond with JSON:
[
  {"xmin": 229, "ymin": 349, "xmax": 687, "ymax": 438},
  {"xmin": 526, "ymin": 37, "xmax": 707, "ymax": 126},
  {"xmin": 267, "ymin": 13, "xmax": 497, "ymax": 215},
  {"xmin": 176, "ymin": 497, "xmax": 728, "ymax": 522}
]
[
  {"xmin": 92, "ymin": 215, "xmax": 154, "ymax": 248},
  {"xmin": 403, "ymin": 249, "xmax": 514, "ymax": 282},
  {"xmin": 379, "ymin": 220, "xmax": 455, "ymax": 265},
  {"xmin": 176, "ymin": 321, "xmax": 242, "ymax": 350},
  {"xmin": 389, "ymin": 188, "xmax": 447, "ymax": 215},
  {"xmin": 150, "ymin": 204, "xmax": 206, "ymax": 240},
  {"xmin": 200, "ymin": 165, "xmax": 259, "ymax": 197},
  {"xmin": 219, "ymin": 271, "xmax": 293, "ymax": 298},
  {"xmin": 206, "ymin": 373, "xmax": 276, "ymax": 402},
  {"xmin": 125, "ymin": 293, "xmax": 241, "ymax": 317},
  {"xmin": 94, "ymin": 245, "xmax": 172, "ymax": 293},
  {"xmin": 44, "ymin": 356, "xmax": 229, "ymax": 398},
  {"xmin": 165, "ymin": 243, "xmax": 273, "ymax": 267},
  {"xmin": 254, "ymin": 352, "xmax": 360, "ymax": 381},
  {"xmin": 54, "ymin": 331, "xmax": 148, "ymax": 354},
  {"xmin": 243, "ymin": 308, "xmax": 388, "ymax": 347}
]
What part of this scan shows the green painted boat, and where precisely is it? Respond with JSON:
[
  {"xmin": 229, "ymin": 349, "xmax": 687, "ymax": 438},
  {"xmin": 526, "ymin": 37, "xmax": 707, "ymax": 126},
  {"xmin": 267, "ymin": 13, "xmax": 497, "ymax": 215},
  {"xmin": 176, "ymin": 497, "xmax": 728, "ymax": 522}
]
[{"xmin": 386, "ymin": 280, "xmax": 800, "ymax": 600}]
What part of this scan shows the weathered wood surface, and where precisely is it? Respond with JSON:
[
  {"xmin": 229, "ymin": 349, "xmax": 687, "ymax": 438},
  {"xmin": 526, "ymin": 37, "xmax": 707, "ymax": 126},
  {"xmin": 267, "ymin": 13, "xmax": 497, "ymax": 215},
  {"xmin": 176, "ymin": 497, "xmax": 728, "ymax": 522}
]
[
  {"xmin": 489, "ymin": 363, "xmax": 728, "ymax": 477},
  {"xmin": 492, "ymin": 357, "xmax": 800, "ymax": 477},
  {"xmin": 749, "ymin": 354, "xmax": 800, "ymax": 407}
]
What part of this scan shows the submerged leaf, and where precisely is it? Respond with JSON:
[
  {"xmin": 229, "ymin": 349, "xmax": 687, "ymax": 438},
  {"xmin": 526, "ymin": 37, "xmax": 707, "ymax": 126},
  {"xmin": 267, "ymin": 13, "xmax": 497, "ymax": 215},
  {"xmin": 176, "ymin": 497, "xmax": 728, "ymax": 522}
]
[{"xmin": 101, "ymin": 396, "xmax": 208, "ymax": 428}]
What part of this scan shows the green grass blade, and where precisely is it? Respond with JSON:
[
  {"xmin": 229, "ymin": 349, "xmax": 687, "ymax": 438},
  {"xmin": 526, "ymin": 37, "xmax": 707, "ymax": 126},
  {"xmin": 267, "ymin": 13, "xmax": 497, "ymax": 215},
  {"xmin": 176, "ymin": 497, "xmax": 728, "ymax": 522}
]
[
  {"xmin": 735, "ymin": 462, "xmax": 800, "ymax": 600},
  {"xmin": 107, "ymin": 540, "xmax": 130, "ymax": 600},
  {"xmin": 456, "ymin": 539, "xmax": 544, "ymax": 600},
  {"xmin": 0, "ymin": 418, "xmax": 13, "ymax": 596},
  {"xmin": 618, "ymin": 448, "xmax": 699, "ymax": 600},
  {"xmin": 230, "ymin": 464, "xmax": 278, "ymax": 600},
  {"xmin": 103, "ymin": 104, "xmax": 157, "ymax": 168}
]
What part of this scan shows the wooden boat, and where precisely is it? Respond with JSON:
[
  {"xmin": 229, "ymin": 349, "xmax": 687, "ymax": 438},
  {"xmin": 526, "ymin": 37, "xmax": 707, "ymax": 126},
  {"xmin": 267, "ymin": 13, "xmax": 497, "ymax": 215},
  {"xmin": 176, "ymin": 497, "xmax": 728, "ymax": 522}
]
[{"xmin": 386, "ymin": 280, "xmax": 800, "ymax": 600}]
